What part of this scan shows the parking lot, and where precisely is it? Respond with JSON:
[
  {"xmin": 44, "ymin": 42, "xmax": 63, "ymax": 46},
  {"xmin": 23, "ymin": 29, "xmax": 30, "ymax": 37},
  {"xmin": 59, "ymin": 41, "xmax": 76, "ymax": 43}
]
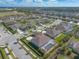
[{"xmin": 0, "ymin": 26, "xmax": 32, "ymax": 59}]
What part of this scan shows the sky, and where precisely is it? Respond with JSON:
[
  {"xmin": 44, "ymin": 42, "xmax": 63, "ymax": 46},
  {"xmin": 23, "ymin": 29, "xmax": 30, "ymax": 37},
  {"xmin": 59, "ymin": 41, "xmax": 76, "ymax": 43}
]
[{"xmin": 0, "ymin": 0, "xmax": 79, "ymax": 7}]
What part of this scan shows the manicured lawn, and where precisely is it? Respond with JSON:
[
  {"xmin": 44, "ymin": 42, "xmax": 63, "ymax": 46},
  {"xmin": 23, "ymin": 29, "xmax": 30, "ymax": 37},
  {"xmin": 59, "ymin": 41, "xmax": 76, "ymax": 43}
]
[
  {"xmin": 0, "ymin": 47, "xmax": 9, "ymax": 59},
  {"xmin": 0, "ymin": 55, "xmax": 2, "ymax": 59},
  {"xmin": 7, "ymin": 47, "xmax": 16, "ymax": 59},
  {"xmin": 58, "ymin": 55, "xmax": 70, "ymax": 59},
  {"xmin": 0, "ymin": 12, "xmax": 24, "ymax": 17},
  {"xmin": 0, "ymin": 13, "xmax": 14, "ymax": 17},
  {"xmin": 0, "ymin": 47, "xmax": 16, "ymax": 59},
  {"xmin": 55, "ymin": 33, "xmax": 66, "ymax": 43},
  {"xmin": 71, "ymin": 37, "xmax": 79, "ymax": 42}
]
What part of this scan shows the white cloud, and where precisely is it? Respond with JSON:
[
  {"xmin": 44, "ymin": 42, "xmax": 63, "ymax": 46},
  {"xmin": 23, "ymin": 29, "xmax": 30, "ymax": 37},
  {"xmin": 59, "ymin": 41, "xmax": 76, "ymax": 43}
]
[
  {"xmin": 24, "ymin": 0, "xmax": 31, "ymax": 2},
  {"xmin": 50, "ymin": 0, "xmax": 57, "ymax": 2},
  {"xmin": 7, "ymin": 0, "xmax": 14, "ymax": 2},
  {"xmin": 33, "ymin": 0, "xmax": 43, "ymax": 2}
]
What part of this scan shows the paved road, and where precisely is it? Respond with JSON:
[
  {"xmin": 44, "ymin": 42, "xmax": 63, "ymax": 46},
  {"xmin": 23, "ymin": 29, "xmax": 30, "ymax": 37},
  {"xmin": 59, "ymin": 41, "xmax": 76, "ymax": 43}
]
[{"xmin": 0, "ymin": 26, "xmax": 32, "ymax": 59}]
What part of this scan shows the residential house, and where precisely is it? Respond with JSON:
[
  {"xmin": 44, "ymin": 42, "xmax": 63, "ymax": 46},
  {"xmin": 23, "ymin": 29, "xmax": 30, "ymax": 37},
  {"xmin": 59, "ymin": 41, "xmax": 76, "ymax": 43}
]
[
  {"xmin": 46, "ymin": 22, "xmax": 73, "ymax": 38},
  {"xmin": 27, "ymin": 32, "xmax": 56, "ymax": 52}
]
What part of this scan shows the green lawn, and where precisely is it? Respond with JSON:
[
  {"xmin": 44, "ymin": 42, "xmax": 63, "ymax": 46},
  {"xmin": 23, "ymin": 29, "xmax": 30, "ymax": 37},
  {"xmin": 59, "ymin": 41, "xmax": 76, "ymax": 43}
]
[
  {"xmin": 0, "ymin": 47, "xmax": 16, "ymax": 59},
  {"xmin": 55, "ymin": 33, "xmax": 66, "ymax": 43},
  {"xmin": 0, "ymin": 47, "xmax": 9, "ymax": 59},
  {"xmin": 58, "ymin": 55, "xmax": 70, "ymax": 59},
  {"xmin": 71, "ymin": 37, "xmax": 79, "ymax": 42},
  {"xmin": 0, "ymin": 55, "xmax": 2, "ymax": 59},
  {"xmin": 7, "ymin": 47, "xmax": 16, "ymax": 59},
  {"xmin": 0, "ymin": 12, "xmax": 24, "ymax": 17}
]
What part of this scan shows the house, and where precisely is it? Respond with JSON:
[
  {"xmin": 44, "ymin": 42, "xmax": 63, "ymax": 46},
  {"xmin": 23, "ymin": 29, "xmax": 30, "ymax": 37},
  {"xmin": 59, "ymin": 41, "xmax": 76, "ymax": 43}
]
[
  {"xmin": 74, "ymin": 29, "xmax": 79, "ymax": 38},
  {"xmin": 31, "ymin": 32, "xmax": 50, "ymax": 47},
  {"xmin": 69, "ymin": 40, "xmax": 79, "ymax": 54},
  {"xmin": 76, "ymin": 32, "xmax": 79, "ymax": 37},
  {"xmin": 41, "ymin": 39, "xmax": 56, "ymax": 52},
  {"xmin": 59, "ymin": 22, "xmax": 73, "ymax": 32},
  {"xmin": 73, "ymin": 42, "xmax": 79, "ymax": 54},
  {"xmin": 71, "ymin": 27, "xmax": 79, "ymax": 38},
  {"xmin": 46, "ymin": 26, "xmax": 63, "ymax": 38},
  {"xmin": 46, "ymin": 22, "xmax": 73, "ymax": 38},
  {"xmin": 27, "ymin": 32, "xmax": 56, "ymax": 52}
]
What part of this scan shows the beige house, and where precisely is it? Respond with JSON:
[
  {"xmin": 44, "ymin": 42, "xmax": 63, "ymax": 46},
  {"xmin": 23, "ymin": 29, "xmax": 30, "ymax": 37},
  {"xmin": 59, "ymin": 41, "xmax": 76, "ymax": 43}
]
[
  {"xmin": 31, "ymin": 32, "xmax": 50, "ymax": 47},
  {"xmin": 27, "ymin": 32, "xmax": 56, "ymax": 52}
]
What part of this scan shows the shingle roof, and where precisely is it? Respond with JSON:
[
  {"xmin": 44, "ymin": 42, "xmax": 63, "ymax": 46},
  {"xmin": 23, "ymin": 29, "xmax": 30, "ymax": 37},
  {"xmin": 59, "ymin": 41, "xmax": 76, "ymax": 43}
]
[
  {"xmin": 74, "ymin": 42, "xmax": 79, "ymax": 54},
  {"xmin": 31, "ymin": 32, "xmax": 50, "ymax": 47}
]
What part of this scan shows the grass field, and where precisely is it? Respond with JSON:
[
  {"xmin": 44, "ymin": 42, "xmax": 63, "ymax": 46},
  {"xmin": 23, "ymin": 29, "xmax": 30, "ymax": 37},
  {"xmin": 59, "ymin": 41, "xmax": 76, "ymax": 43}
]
[
  {"xmin": 55, "ymin": 33, "xmax": 66, "ymax": 43},
  {"xmin": 0, "ymin": 47, "xmax": 16, "ymax": 59},
  {"xmin": 71, "ymin": 36, "xmax": 79, "ymax": 42},
  {"xmin": 0, "ymin": 47, "xmax": 9, "ymax": 59},
  {"xmin": 58, "ymin": 55, "xmax": 70, "ymax": 59},
  {"xmin": 0, "ymin": 11, "xmax": 25, "ymax": 17},
  {"xmin": 0, "ymin": 54, "xmax": 2, "ymax": 59}
]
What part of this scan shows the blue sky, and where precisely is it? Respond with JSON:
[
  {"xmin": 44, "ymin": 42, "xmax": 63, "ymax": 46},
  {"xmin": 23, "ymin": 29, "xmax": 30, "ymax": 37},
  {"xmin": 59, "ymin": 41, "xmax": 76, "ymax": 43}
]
[{"xmin": 0, "ymin": 0, "xmax": 79, "ymax": 7}]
